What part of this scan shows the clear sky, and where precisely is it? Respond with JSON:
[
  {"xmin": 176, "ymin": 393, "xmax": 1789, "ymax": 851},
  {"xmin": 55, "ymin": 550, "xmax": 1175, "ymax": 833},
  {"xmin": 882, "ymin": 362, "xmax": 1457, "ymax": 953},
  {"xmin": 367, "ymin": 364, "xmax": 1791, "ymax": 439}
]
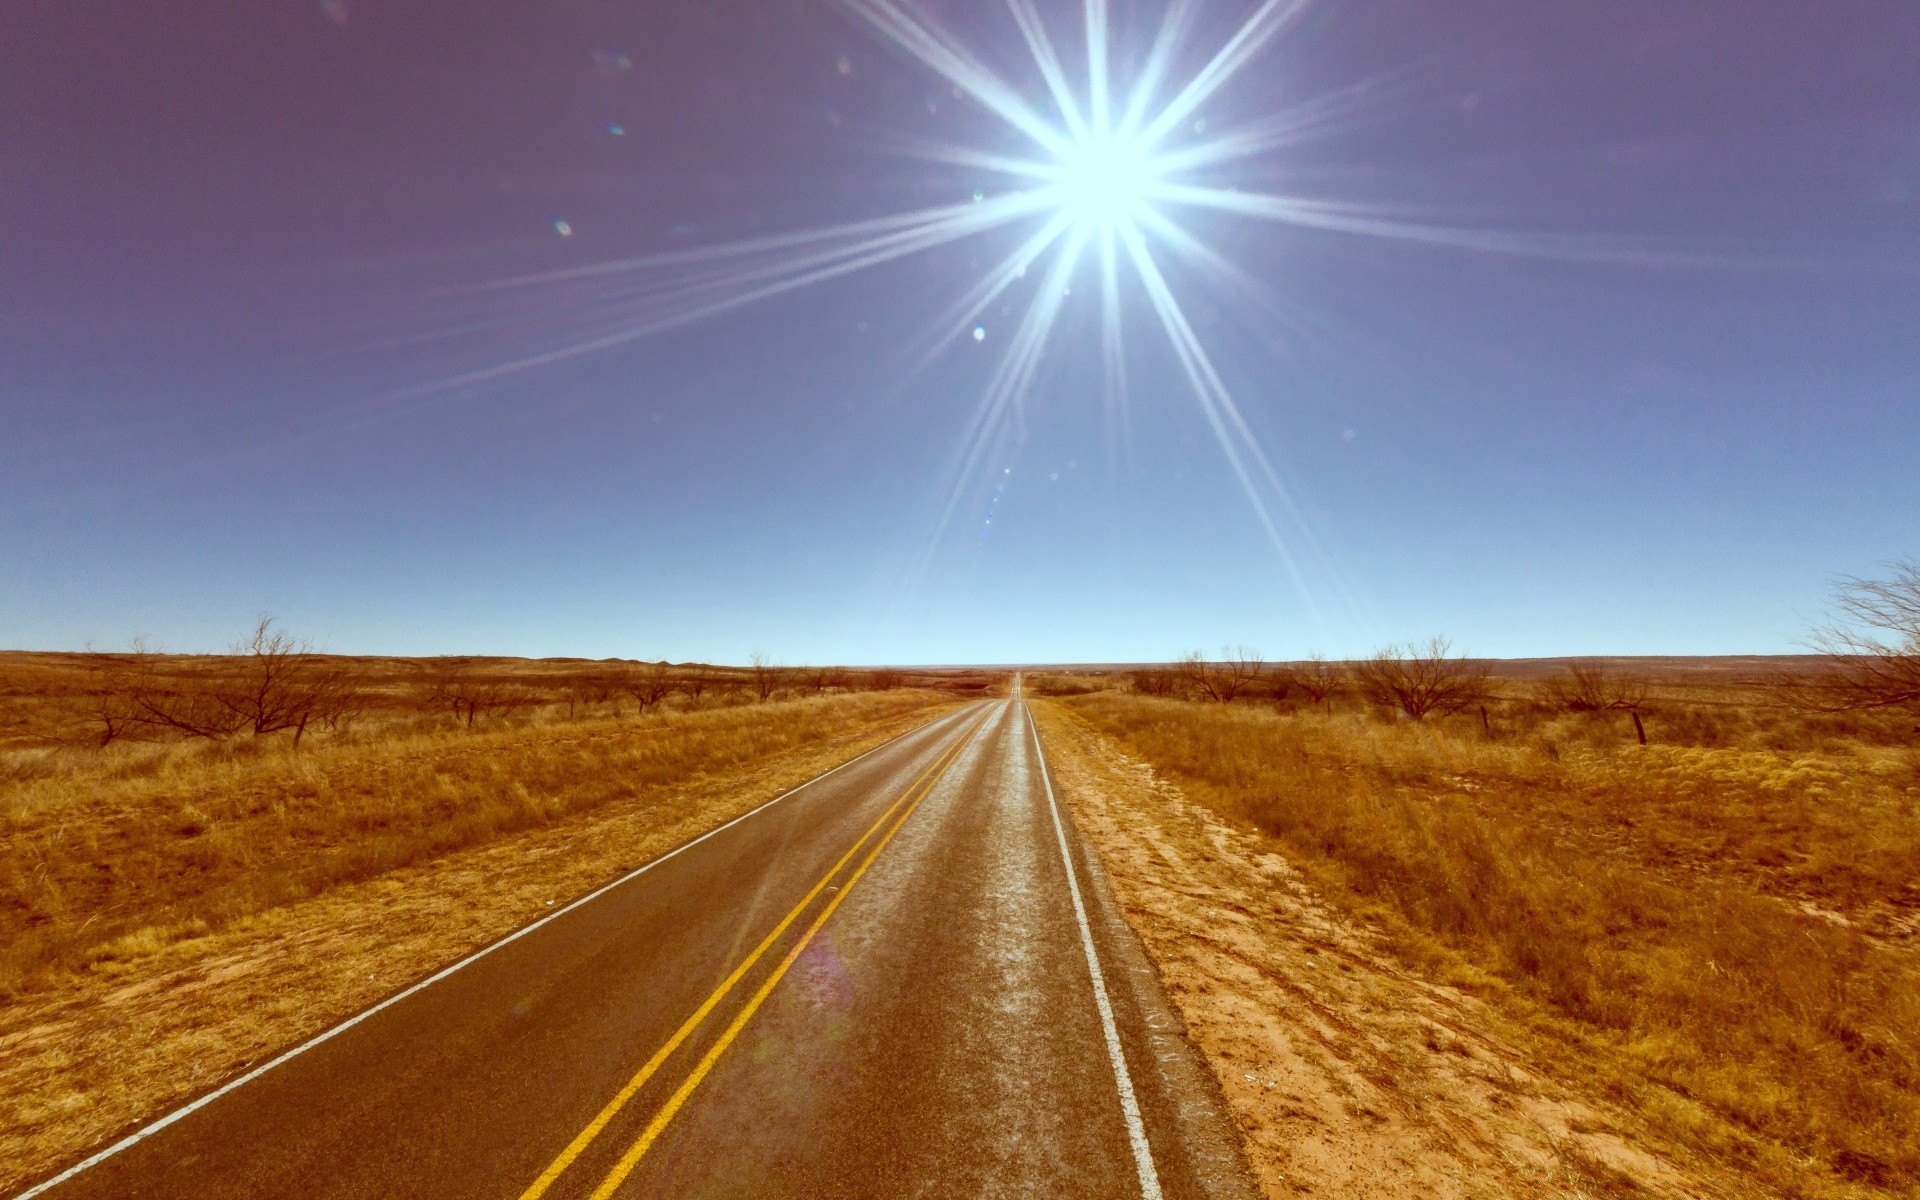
[{"xmin": 4, "ymin": 1, "xmax": 1916, "ymax": 664}]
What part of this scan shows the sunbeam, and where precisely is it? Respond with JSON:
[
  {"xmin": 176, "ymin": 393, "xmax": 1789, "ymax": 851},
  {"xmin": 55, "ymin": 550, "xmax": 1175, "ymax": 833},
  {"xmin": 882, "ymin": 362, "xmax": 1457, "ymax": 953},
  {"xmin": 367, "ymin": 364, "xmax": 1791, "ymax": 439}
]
[{"xmin": 409, "ymin": 0, "xmax": 1704, "ymax": 569}]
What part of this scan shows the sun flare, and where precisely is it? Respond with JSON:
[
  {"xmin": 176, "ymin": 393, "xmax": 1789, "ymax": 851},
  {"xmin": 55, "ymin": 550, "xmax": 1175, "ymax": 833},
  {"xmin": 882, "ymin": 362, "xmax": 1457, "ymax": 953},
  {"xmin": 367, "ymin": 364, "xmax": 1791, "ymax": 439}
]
[
  {"xmin": 1044, "ymin": 134, "xmax": 1163, "ymax": 231},
  {"xmin": 459, "ymin": 0, "xmax": 1468, "ymax": 567}
]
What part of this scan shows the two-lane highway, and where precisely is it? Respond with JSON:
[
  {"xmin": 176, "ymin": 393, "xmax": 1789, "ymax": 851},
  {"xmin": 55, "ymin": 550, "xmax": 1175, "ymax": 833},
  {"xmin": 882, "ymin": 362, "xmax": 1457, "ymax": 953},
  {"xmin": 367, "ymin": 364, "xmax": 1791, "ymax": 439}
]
[{"xmin": 23, "ymin": 695, "xmax": 1256, "ymax": 1199}]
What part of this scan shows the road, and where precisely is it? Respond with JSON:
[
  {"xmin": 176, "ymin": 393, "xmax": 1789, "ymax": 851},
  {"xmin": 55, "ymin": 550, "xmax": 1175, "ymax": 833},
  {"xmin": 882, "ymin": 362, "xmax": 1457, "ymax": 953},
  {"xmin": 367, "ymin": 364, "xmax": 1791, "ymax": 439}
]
[{"xmin": 22, "ymin": 695, "xmax": 1256, "ymax": 1199}]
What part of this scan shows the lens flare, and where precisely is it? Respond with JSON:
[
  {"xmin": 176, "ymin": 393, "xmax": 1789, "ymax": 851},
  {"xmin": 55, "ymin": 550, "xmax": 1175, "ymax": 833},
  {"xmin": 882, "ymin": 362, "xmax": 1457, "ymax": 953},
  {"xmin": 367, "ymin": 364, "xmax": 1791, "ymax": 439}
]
[
  {"xmin": 419, "ymin": 0, "xmax": 1652, "ymax": 582},
  {"xmin": 1046, "ymin": 135, "xmax": 1161, "ymax": 230}
]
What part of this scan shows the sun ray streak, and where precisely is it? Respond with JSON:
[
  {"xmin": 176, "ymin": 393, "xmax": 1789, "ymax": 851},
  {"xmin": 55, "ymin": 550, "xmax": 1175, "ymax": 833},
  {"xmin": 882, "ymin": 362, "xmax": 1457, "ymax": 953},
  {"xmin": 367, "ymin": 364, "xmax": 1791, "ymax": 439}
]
[
  {"xmin": 1005, "ymin": 0, "xmax": 1091, "ymax": 143},
  {"xmin": 1135, "ymin": 0, "xmax": 1311, "ymax": 150},
  {"xmin": 878, "ymin": 137, "xmax": 1056, "ymax": 180},
  {"xmin": 840, "ymin": 0, "xmax": 1073, "ymax": 158},
  {"xmin": 1095, "ymin": 225, "xmax": 1132, "ymax": 458},
  {"xmin": 1084, "ymin": 0, "xmax": 1110, "ymax": 137},
  {"xmin": 463, "ymin": 197, "xmax": 1038, "ymax": 295},
  {"xmin": 372, "ymin": 194, "xmax": 1055, "ymax": 413},
  {"xmin": 1145, "ymin": 67, "xmax": 1430, "ymax": 174},
  {"xmin": 1117, "ymin": 219, "xmax": 1319, "ymax": 594},
  {"xmin": 920, "ymin": 226, "xmax": 1090, "ymax": 563},
  {"xmin": 1126, "ymin": 203, "xmax": 1300, "ymax": 335},
  {"xmin": 1148, "ymin": 184, "xmax": 1714, "ymax": 265},
  {"xmin": 905, "ymin": 211, "xmax": 1076, "ymax": 375},
  {"xmin": 1115, "ymin": 0, "xmax": 1201, "ymax": 139}
]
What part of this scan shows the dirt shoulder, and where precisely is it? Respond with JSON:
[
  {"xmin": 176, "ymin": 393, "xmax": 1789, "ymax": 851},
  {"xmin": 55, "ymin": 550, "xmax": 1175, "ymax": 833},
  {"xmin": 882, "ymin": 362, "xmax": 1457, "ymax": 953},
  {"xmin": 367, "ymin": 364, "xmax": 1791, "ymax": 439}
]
[
  {"xmin": 1031, "ymin": 700, "xmax": 1758, "ymax": 1200},
  {"xmin": 0, "ymin": 696, "xmax": 961, "ymax": 1195}
]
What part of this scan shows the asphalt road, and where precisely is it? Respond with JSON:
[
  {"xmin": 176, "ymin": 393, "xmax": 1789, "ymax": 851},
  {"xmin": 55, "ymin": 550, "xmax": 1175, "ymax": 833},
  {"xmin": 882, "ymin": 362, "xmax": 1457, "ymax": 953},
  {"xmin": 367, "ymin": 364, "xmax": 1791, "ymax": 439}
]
[{"xmin": 24, "ymin": 695, "xmax": 1257, "ymax": 1199}]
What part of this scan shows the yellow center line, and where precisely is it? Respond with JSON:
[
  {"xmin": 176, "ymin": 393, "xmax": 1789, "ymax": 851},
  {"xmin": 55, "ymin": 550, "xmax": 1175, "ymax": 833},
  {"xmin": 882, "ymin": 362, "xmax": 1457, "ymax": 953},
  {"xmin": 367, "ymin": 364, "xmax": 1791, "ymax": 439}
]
[
  {"xmin": 516, "ymin": 710, "xmax": 987, "ymax": 1200},
  {"xmin": 585, "ymin": 711, "xmax": 968, "ymax": 1200}
]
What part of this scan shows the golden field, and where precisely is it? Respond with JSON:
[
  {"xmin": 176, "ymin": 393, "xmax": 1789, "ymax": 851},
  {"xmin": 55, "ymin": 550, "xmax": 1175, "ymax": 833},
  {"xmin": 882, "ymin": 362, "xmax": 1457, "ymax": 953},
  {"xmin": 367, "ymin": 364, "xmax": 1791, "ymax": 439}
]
[
  {"xmin": 0, "ymin": 649, "xmax": 980, "ymax": 1189},
  {"xmin": 1048, "ymin": 665, "xmax": 1918, "ymax": 1196},
  {"xmin": 0, "ymin": 650, "xmax": 990, "ymax": 997}
]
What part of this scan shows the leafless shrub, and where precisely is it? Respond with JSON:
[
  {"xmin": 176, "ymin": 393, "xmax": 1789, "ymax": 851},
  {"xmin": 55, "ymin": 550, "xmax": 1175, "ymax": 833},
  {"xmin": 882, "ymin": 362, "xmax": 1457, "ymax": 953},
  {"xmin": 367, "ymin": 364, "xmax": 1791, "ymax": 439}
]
[
  {"xmin": 564, "ymin": 672, "xmax": 619, "ymax": 719},
  {"xmin": 677, "ymin": 668, "xmax": 712, "ymax": 705},
  {"xmin": 89, "ymin": 675, "xmax": 144, "ymax": 747},
  {"xmin": 866, "ymin": 667, "xmax": 902, "ymax": 692},
  {"xmin": 1130, "ymin": 668, "xmax": 1178, "ymax": 696},
  {"xmin": 1352, "ymin": 637, "xmax": 1492, "ymax": 721},
  {"xmin": 1540, "ymin": 661, "xmax": 1650, "ymax": 713},
  {"xmin": 798, "ymin": 666, "xmax": 847, "ymax": 696},
  {"xmin": 619, "ymin": 662, "xmax": 677, "ymax": 715},
  {"xmin": 1539, "ymin": 660, "xmax": 1650, "ymax": 743},
  {"xmin": 749, "ymin": 652, "xmax": 780, "ymax": 702},
  {"xmin": 1281, "ymin": 655, "xmax": 1344, "ymax": 712},
  {"xmin": 1790, "ymin": 559, "xmax": 1920, "ymax": 717},
  {"xmin": 107, "ymin": 619, "xmax": 356, "ymax": 746},
  {"xmin": 1178, "ymin": 646, "xmax": 1267, "ymax": 702},
  {"xmin": 419, "ymin": 667, "xmax": 533, "ymax": 729}
]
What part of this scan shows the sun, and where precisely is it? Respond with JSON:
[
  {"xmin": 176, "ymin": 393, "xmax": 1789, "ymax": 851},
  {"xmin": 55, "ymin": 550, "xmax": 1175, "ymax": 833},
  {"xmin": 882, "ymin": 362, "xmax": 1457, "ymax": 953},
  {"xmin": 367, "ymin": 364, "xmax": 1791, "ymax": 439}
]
[
  {"xmin": 456, "ymin": 0, "xmax": 1412, "ymax": 564},
  {"xmin": 1046, "ymin": 134, "xmax": 1163, "ymax": 231}
]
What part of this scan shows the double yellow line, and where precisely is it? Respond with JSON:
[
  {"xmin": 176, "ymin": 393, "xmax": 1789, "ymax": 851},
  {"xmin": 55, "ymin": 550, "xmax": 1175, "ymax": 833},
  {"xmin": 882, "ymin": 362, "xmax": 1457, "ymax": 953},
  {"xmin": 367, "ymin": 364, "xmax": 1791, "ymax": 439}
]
[{"xmin": 518, "ymin": 710, "xmax": 987, "ymax": 1200}]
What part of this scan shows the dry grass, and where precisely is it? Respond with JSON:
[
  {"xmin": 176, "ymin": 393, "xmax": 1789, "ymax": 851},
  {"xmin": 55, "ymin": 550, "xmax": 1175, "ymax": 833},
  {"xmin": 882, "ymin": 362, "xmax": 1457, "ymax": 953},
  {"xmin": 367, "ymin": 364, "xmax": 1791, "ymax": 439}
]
[
  {"xmin": 0, "ymin": 660, "xmax": 978, "ymax": 999},
  {"xmin": 0, "ymin": 685, "xmax": 966, "ymax": 1193},
  {"xmin": 1062, "ymin": 686, "xmax": 1920, "ymax": 1196}
]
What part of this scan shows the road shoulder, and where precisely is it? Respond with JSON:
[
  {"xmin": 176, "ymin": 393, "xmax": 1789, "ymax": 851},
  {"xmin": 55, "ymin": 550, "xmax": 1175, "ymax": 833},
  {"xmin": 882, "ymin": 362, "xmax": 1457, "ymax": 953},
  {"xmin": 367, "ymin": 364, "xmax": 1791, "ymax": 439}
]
[{"xmin": 1029, "ymin": 700, "xmax": 1717, "ymax": 1200}]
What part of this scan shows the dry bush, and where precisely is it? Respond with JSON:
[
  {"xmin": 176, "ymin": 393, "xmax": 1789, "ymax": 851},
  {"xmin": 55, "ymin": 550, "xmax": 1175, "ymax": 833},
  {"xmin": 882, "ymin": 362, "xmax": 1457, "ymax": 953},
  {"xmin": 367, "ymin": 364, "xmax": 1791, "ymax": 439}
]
[
  {"xmin": 1278, "ymin": 654, "xmax": 1343, "ymax": 712},
  {"xmin": 1177, "ymin": 646, "xmax": 1266, "ymax": 702},
  {"xmin": 1791, "ymin": 559, "xmax": 1920, "ymax": 720},
  {"xmin": 1538, "ymin": 661, "xmax": 1649, "ymax": 743},
  {"xmin": 1352, "ymin": 636, "xmax": 1493, "ymax": 720},
  {"xmin": 745, "ymin": 652, "xmax": 780, "ymax": 702},
  {"xmin": 97, "ymin": 620, "xmax": 358, "ymax": 747},
  {"xmin": 417, "ymin": 666, "xmax": 536, "ymax": 728},
  {"xmin": 0, "ymin": 690, "xmax": 953, "ymax": 998},
  {"xmin": 1061, "ymin": 692, "xmax": 1920, "ymax": 1190},
  {"xmin": 1537, "ymin": 661, "xmax": 1649, "ymax": 713},
  {"xmin": 1130, "ymin": 668, "xmax": 1179, "ymax": 696},
  {"xmin": 618, "ymin": 662, "xmax": 677, "ymax": 715},
  {"xmin": 796, "ymin": 666, "xmax": 845, "ymax": 696},
  {"xmin": 1022, "ymin": 672, "xmax": 1108, "ymax": 697},
  {"xmin": 563, "ymin": 673, "xmax": 619, "ymax": 719}
]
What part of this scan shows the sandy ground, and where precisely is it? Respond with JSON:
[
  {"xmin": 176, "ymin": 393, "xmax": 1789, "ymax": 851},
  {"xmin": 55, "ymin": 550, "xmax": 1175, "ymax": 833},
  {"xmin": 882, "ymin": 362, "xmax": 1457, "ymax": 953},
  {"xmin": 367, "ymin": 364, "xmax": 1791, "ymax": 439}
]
[
  {"xmin": 0, "ymin": 701, "xmax": 957, "ymax": 1195},
  {"xmin": 1030, "ymin": 701, "xmax": 1768, "ymax": 1200}
]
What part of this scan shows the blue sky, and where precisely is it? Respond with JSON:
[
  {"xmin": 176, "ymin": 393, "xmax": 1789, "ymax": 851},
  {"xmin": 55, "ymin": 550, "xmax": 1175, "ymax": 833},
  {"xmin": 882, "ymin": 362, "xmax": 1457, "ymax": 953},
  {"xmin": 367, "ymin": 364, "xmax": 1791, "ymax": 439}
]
[{"xmin": 4, "ymin": 1, "xmax": 1916, "ymax": 663}]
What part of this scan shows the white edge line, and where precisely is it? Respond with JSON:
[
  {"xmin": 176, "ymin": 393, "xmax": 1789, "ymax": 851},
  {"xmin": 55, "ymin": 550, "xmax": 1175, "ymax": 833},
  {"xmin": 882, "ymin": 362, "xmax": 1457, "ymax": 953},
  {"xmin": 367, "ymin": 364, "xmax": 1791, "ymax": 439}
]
[
  {"xmin": 1023, "ymin": 699, "xmax": 1165, "ymax": 1200},
  {"xmin": 12, "ymin": 701, "xmax": 987, "ymax": 1200}
]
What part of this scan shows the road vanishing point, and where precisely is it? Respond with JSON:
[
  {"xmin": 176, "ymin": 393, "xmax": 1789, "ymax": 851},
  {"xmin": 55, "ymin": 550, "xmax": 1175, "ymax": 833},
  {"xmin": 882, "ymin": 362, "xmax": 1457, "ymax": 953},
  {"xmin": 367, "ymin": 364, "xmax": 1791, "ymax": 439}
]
[{"xmin": 22, "ymin": 693, "xmax": 1258, "ymax": 1199}]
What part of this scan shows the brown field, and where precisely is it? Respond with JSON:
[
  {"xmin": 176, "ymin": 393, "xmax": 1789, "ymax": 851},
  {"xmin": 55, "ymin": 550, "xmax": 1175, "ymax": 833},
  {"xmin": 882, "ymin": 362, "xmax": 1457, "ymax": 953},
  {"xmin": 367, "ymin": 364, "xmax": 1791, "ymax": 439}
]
[
  {"xmin": 1040, "ymin": 662, "xmax": 1918, "ymax": 1198},
  {"xmin": 5, "ymin": 647, "xmax": 1915, "ymax": 1197},
  {"xmin": 0, "ymin": 650, "xmax": 996, "ymax": 996},
  {"xmin": 0, "ymin": 650, "xmax": 985, "ymax": 1188}
]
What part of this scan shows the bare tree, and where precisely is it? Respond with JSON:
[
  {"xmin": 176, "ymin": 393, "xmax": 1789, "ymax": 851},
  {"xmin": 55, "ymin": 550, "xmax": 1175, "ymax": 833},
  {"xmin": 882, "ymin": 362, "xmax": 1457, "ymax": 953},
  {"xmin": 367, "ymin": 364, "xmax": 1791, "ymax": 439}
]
[
  {"xmin": 620, "ymin": 661, "xmax": 676, "ymax": 715},
  {"xmin": 1538, "ymin": 660, "xmax": 1649, "ymax": 744},
  {"xmin": 89, "ymin": 673, "xmax": 143, "ymax": 747},
  {"xmin": 676, "ymin": 668, "xmax": 711, "ymax": 705},
  {"xmin": 866, "ymin": 667, "xmax": 902, "ymax": 692},
  {"xmin": 1351, "ymin": 637, "xmax": 1492, "ymax": 721},
  {"xmin": 419, "ymin": 667, "xmax": 530, "ymax": 729},
  {"xmin": 1178, "ymin": 646, "xmax": 1266, "ymax": 702},
  {"xmin": 1130, "ymin": 667, "xmax": 1178, "ymax": 696},
  {"xmin": 1793, "ymin": 559, "xmax": 1920, "ymax": 715},
  {"xmin": 1282, "ymin": 655, "xmax": 1343, "ymax": 713},
  {"xmin": 749, "ymin": 652, "xmax": 779, "ymax": 702},
  {"xmin": 564, "ymin": 672, "xmax": 619, "ymax": 719},
  {"xmin": 798, "ymin": 665, "xmax": 845, "ymax": 696},
  {"xmin": 113, "ymin": 619, "xmax": 355, "ymax": 746}
]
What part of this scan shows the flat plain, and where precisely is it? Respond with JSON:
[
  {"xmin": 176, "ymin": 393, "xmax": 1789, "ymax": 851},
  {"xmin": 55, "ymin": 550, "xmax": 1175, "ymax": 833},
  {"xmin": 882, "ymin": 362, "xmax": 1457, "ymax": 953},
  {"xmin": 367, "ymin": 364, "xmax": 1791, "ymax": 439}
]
[{"xmin": 2, "ymin": 652, "xmax": 1914, "ymax": 1198}]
